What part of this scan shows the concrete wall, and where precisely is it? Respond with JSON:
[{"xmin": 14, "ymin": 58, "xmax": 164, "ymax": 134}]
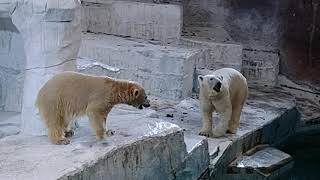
[{"xmin": 183, "ymin": 0, "xmax": 320, "ymax": 86}]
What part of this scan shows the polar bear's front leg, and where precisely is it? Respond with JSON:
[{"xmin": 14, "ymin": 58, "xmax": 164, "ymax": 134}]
[
  {"xmin": 212, "ymin": 101, "xmax": 232, "ymax": 137},
  {"xmin": 199, "ymin": 99, "xmax": 214, "ymax": 137},
  {"xmin": 104, "ymin": 108, "xmax": 115, "ymax": 137}
]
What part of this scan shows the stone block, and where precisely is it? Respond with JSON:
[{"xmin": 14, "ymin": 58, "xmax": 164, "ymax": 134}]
[
  {"xmin": 78, "ymin": 33, "xmax": 202, "ymax": 100},
  {"xmin": 181, "ymin": 36, "xmax": 242, "ymax": 71},
  {"xmin": 81, "ymin": 0, "xmax": 182, "ymax": 44},
  {"xmin": 242, "ymin": 49, "xmax": 279, "ymax": 87}
]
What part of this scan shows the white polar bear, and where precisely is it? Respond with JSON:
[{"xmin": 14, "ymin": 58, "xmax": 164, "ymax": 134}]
[{"xmin": 198, "ymin": 68, "xmax": 248, "ymax": 137}]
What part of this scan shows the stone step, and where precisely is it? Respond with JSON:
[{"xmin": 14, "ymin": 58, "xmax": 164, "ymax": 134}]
[
  {"xmin": 227, "ymin": 145, "xmax": 294, "ymax": 179},
  {"xmin": 81, "ymin": 0, "xmax": 182, "ymax": 44},
  {"xmin": 181, "ymin": 26, "xmax": 243, "ymax": 72},
  {"xmin": 77, "ymin": 32, "xmax": 205, "ymax": 100}
]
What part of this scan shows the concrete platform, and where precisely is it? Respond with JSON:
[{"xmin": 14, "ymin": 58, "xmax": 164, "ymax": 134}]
[
  {"xmin": 81, "ymin": 0, "xmax": 182, "ymax": 44},
  {"xmin": 0, "ymin": 87, "xmax": 298, "ymax": 180},
  {"xmin": 78, "ymin": 32, "xmax": 203, "ymax": 100}
]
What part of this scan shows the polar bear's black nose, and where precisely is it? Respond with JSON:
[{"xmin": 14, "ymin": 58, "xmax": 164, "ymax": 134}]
[{"xmin": 213, "ymin": 82, "xmax": 222, "ymax": 92}]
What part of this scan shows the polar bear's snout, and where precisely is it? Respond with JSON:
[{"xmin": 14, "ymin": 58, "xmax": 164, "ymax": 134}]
[
  {"xmin": 143, "ymin": 97, "xmax": 150, "ymax": 107},
  {"xmin": 139, "ymin": 97, "xmax": 150, "ymax": 109},
  {"xmin": 213, "ymin": 82, "xmax": 222, "ymax": 92}
]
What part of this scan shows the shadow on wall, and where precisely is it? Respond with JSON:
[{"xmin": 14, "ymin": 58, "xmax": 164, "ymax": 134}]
[
  {"xmin": 183, "ymin": 0, "xmax": 320, "ymax": 86},
  {"xmin": 0, "ymin": 16, "xmax": 26, "ymax": 112}
]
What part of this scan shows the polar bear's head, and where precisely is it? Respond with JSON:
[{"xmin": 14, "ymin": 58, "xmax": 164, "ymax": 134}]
[
  {"xmin": 127, "ymin": 82, "xmax": 151, "ymax": 109},
  {"xmin": 198, "ymin": 74, "xmax": 223, "ymax": 97}
]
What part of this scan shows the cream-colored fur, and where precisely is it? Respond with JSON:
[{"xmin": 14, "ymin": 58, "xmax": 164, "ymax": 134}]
[
  {"xmin": 198, "ymin": 68, "xmax": 248, "ymax": 137},
  {"xmin": 36, "ymin": 71, "xmax": 150, "ymax": 145}
]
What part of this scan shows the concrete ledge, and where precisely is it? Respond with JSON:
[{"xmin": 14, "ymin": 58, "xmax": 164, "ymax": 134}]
[
  {"xmin": 0, "ymin": 105, "xmax": 188, "ymax": 180},
  {"xmin": 81, "ymin": 0, "xmax": 182, "ymax": 44},
  {"xmin": 153, "ymin": 87, "xmax": 298, "ymax": 179}
]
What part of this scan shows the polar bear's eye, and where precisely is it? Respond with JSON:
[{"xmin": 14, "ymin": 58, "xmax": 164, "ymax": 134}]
[{"xmin": 210, "ymin": 78, "xmax": 214, "ymax": 81}]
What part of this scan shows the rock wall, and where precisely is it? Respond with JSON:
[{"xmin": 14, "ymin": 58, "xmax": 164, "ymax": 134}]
[{"xmin": 0, "ymin": 6, "xmax": 26, "ymax": 112}]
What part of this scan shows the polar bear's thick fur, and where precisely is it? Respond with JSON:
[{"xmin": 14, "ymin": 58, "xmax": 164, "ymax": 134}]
[
  {"xmin": 36, "ymin": 71, "xmax": 150, "ymax": 145},
  {"xmin": 198, "ymin": 68, "xmax": 248, "ymax": 137}
]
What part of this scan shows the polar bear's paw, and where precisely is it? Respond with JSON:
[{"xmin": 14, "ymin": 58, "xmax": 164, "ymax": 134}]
[
  {"xmin": 199, "ymin": 128, "xmax": 213, "ymax": 137},
  {"xmin": 56, "ymin": 138, "xmax": 71, "ymax": 145},
  {"xmin": 64, "ymin": 130, "xmax": 74, "ymax": 138},
  {"xmin": 226, "ymin": 128, "xmax": 237, "ymax": 134},
  {"xmin": 106, "ymin": 129, "xmax": 115, "ymax": 137}
]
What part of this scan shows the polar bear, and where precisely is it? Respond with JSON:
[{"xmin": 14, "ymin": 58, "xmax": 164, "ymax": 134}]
[
  {"xmin": 36, "ymin": 71, "xmax": 150, "ymax": 145},
  {"xmin": 198, "ymin": 68, "xmax": 248, "ymax": 137}
]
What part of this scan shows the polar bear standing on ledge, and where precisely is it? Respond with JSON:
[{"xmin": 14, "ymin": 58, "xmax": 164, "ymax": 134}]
[{"xmin": 198, "ymin": 68, "xmax": 248, "ymax": 137}]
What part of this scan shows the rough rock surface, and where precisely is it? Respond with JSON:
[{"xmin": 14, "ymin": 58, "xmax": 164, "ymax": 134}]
[{"xmin": 10, "ymin": 1, "xmax": 82, "ymax": 135}]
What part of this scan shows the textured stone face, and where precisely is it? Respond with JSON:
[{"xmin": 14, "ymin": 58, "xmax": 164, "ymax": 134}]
[{"xmin": 242, "ymin": 49, "xmax": 279, "ymax": 87}]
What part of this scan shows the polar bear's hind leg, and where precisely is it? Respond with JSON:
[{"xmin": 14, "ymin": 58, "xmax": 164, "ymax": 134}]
[
  {"xmin": 212, "ymin": 107, "xmax": 232, "ymax": 137},
  {"xmin": 228, "ymin": 104, "xmax": 243, "ymax": 134}
]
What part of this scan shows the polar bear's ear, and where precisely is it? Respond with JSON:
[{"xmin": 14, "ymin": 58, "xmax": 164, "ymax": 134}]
[
  {"xmin": 198, "ymin": 75, "xmax": 204, "ymax": 82},
  {"xmin": 133, "ymin": 89, "xmax": 140, "ymax": 98},
  {"xmin": 217, "ymin": 76, "xmax": 223, "ymax": 81}
]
